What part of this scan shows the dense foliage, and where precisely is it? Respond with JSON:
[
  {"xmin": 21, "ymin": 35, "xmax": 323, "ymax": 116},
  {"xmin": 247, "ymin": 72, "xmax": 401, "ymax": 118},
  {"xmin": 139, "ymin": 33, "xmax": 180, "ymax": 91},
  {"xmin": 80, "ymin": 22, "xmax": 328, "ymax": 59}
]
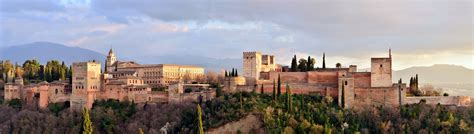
[{"xmin": 0, "ymin": 92, "xmax": 472, "ymax": 133}]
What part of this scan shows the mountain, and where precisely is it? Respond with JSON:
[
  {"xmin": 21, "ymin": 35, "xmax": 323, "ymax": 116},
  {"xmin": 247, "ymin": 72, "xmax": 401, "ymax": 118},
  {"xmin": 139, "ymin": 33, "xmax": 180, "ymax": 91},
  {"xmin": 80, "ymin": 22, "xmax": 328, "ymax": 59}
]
[
  {"xmin": 393, "ymin": 64, "xmax": 474, "ymax": 84},
  {"xmin": 0, "ymin": 42, "xmax": 106, "ymax": 65},
  {"xmin": 0, "ymin": 42, "xmax": 242, "ymax": 71},
  {"xmin": 393, "ymin": 64, "xmax": 474, "ymax": 97}
]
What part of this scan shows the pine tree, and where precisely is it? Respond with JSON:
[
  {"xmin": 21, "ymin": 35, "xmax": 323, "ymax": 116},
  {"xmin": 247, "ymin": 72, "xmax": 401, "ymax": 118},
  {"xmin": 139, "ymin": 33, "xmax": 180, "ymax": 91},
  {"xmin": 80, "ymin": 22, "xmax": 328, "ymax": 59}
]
[
  {"xmin": 322, "ymin": 53, "xmax": 326, "ymax": 69},
  {"xmin": 277, "ymin": 74, "xmax": 281, "ymax": 96},
  {"xmin": 196, "ymin": 104, "xmax": 204, "ymax": 134},
  {"xmin": 260, "ymin": 84, "xmax": 264, "ymax": 94},
  {"xmin": 82, "ymin": 107, "xmax": 93, "ymax": 134}
]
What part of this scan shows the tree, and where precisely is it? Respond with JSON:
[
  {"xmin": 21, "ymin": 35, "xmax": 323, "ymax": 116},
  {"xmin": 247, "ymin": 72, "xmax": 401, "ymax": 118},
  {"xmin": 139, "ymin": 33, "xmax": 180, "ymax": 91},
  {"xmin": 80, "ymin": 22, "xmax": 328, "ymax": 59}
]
[
  {"xmin": 196, "ymin": 104, "xmax": 204, "ymax": 134},
  {"xmin": 286, "ymin": 83, "xmax": 292, "ymax": 113},
  {"xmin": 291, "ymin": 55, "xmax": 298, "ymax": 72},
  {"xmin": 260, "ymin": 84, "xmax": 264, "ymax": 94},
  {"xmin": 216, "ymin": 83, "xmax": 222, "ymax": 97},
  {"xmin": 235, "ymin": 69, "xmax": 238, "ymax": 77},
  {"xmin": 231, "ymin": 68, "xmax": 235, "ymax": 77},
  {"xmin": 224, "ymin": 70, "xmax": 228, "ymax": 77},
  {"xmin": 307, "ymin": 56, "xmax": 315, "ymax": 71},
  {"xmin": 22, "ymin": 59, "xmax": 40, "ymax": 80},
  {"xmin": 272, "ymin": 79, "xmax": 276, "ymax": 101},
  {"xmin": 298, "ymin": 58, "xmax": 308, "ymax": 72},
  {"xmin": 277, "ymin": 74, "xmax": 281, "ymax": 96},
  {"xmin": 415, "ymin": 74, "xmax": 419, "ymax": 90},
  {"xmin": 322, "ymin": 53, "xmax": 326, "ymax": 69},
  {"xmin": 139, "ymin": 128, "xmax": 144, "ymax": 134},
  {"xmin": 82, "ymin": 107, "xmax": 93, "ymax": 134}
]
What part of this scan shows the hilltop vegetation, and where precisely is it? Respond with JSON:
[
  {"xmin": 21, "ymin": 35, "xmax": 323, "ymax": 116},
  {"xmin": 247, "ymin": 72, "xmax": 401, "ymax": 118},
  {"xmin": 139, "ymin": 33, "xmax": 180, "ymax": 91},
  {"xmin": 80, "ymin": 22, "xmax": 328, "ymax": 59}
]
[{"xmin": 0, "ymin": 90, "xmax": 473, "ymax": 133}]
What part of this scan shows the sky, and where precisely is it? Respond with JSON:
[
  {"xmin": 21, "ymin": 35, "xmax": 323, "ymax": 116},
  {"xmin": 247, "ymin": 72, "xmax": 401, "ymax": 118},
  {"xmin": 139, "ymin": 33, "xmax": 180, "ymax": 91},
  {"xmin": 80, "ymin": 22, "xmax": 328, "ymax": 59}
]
[{"xmin": 0, "ymin": 0, "xmax": 472, "ymax": 70}]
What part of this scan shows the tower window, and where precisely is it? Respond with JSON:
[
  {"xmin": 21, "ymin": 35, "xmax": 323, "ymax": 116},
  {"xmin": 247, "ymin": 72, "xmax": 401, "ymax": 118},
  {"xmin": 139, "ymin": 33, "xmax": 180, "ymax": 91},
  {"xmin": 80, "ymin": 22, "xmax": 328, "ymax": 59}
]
[
  {"xmin": 345, "ymin": 81, "xmax": 348, "ymax": 85},
  {"xmin": 380, "ymin": 64, "xmax": 383, "ymax": 67}
]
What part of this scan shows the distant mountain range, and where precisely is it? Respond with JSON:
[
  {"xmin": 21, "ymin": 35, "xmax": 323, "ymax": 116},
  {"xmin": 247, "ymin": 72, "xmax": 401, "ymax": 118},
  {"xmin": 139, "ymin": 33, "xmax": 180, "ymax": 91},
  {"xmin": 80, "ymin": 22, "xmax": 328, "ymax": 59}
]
[
  {"xmin": 393, "ymin": 64, "xmax": 474, "ymax": 84},
  {"xmin": 0, "ymin": 42, "xmax": 241, "ymax": 71},
  {"xmin": 0, "ymin": 42, "xmax": 106, "ymax": 65}
]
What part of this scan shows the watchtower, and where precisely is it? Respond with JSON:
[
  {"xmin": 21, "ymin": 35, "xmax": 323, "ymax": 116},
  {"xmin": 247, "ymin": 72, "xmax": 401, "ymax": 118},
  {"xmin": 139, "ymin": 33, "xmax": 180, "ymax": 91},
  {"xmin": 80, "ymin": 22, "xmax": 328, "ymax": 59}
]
[{"xmin": 370, "ymin": 49, "xmax": 392, "ymax": 87}]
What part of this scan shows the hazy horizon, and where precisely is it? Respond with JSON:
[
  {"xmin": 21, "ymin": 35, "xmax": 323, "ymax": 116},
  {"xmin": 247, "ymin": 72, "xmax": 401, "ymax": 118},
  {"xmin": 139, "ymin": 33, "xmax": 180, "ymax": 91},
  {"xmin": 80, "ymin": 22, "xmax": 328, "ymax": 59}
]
[{"xmin": 1, "ymin": 0, "xmax": 473, "ymax": 70}]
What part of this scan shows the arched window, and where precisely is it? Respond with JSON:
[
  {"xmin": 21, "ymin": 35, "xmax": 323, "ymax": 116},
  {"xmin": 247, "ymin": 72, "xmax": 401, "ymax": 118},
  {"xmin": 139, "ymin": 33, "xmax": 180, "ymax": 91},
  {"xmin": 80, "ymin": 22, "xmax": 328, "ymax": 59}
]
[
  {"xmin": 55, "ymin": 89, "xmax": 58, "ymax": 94},
  {"xmin": 345, "ymin": 81, "xmax": 348, "ymax": 85},
  {"xmin": 380, "ymin": 64, "xmax": 383, "ymax": 67}
]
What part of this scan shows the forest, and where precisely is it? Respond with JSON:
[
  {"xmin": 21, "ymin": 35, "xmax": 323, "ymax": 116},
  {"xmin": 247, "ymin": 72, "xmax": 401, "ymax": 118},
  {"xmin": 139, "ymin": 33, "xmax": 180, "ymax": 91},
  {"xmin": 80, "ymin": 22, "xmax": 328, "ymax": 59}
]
[{"xmin": 0, "ymin": 87, "xmax": 473, "ymax": 134}]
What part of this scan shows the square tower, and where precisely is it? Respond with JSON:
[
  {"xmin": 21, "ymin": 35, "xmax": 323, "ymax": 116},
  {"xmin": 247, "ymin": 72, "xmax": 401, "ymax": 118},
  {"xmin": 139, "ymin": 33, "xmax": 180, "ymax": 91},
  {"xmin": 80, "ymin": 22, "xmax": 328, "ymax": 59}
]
[
  {"xmin": 243, "ymin": 52, "xmax": 262, "ymax": 80},
  {"xmin": 71, "ymin": 61, "xmax": 102, "ymax": 109},
  {"xmin": 370, "ymin": 57, "xmax": 392, "ymax": 87}
]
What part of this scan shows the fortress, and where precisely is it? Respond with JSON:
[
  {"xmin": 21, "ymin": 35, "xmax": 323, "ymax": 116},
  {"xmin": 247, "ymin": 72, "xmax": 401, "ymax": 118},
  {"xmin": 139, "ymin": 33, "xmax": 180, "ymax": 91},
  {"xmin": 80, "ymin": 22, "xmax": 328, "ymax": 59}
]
[
  {"xmin": 3, "ymin": 49, "xmax": 206, "ymax": 109},
  {"xmin": 3, "ymin": 49, "xmax": 471, "ymax": 110},
  {"xmin": 225, "ymin": 50, "xmax": 471, "ymax": 108}
]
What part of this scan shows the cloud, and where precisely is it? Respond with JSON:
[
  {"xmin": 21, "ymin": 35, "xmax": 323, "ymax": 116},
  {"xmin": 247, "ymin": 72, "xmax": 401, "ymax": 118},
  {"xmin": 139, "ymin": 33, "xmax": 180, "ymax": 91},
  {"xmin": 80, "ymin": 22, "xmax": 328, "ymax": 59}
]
[{"xmin": 0, "ymin": 0, "xmax": 472, "ymax": 70}]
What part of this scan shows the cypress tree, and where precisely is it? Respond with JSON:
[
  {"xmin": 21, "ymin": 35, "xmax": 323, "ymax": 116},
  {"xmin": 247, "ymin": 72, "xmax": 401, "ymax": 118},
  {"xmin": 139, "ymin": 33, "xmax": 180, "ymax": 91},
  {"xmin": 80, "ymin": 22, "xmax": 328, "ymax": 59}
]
[
  {"xmin": 260, "ymin": 84, "xmax": 264, "ymax": 94},
  {"xmin": 82, "ymin": 107, "xmax": 93, "ymax": 134},
  {"xmin": 224, "ymin": 70, "xmax": 228, "ymax": 77},
  {"xmin": 272, "ymin": 79, "xmax": 276, "ymax": 101},
  {"xmin": 216, "ymin": 83, "xmax": 222, "ymax": 97},
  {"xmin": 235, "ymin": 69, "xmax": 238, "ymax": 77},
  {"xmin": 322, "ymin": 53, "xmax": 326, "ymax": 69},
  {"xmin": 196, "ymin": 104, "xmax": 204, "ymax": 134},
  {"xmin": 415, "ymin": 74, "xmax": 419, "ymax": 90},
  {"xmin": 277, "ymin": 74, "xmax": 281, "ymax": 96},
  {"xmin": 231, "ymin": 68, "xmax": 235, "ymax": 77},
  {"xmin": 286, "ymin": 83, "xmax": 292, "ymax": 113},
  {"xmin": 300, "ymin": 95, "xmax": 304, "ymax": 112},
  {"xmin": 291, "ymin": 55, "xmax": 297, "ymax": 72},
  {"xmin": 341, "ymin": 82, "xmax": 345, "ymax": 108},
  {"xmin": 307, "ymin": 56, "xmax": 312, "ymax": 71},
  {"xmin": 240, "ymin": 92, "xmax": 243, "ymax": 110}
]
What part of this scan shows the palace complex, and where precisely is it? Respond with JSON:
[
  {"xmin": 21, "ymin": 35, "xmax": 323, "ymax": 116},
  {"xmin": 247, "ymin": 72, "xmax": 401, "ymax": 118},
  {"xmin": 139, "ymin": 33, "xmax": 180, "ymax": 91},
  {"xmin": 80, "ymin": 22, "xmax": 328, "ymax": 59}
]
[
  {"xmin": 224, "ymin": 50, "xmax": 471, "ymax": 109},
  {"xmin": 3, "ymin": 49, "xmax": 471, "ymax": 110},
  {"xmin": 3, "ymin": 49, "xmax": 206, "ymax": 109}
]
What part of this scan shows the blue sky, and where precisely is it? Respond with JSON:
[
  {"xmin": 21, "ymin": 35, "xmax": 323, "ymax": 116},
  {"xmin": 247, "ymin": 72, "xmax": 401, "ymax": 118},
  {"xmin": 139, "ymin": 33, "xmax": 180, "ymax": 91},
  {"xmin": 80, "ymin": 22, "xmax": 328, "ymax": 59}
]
[{"xmin": 0, "ymin": 0, "xmax": 472, "ymax": 70}]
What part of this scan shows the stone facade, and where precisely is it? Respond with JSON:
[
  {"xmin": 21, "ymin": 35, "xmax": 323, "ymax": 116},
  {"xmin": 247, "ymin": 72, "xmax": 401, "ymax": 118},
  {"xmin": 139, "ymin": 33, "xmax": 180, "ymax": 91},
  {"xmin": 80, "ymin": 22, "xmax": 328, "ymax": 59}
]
[
  {"xmin": 105, "ymin": 49, "xmax": 205, "ymax": 88},
  {"xmin": 4, "ymin": 49, "xmax": 209, "ymax": 110},
  {"xmin": 227, "ymin": 50, "xmax": 471, "ymax": 109},
  {"xmin": 71, "ymin": 61, "xmax": 102, "ymax": 109},
  {"xmin": 243, "ymin": 52, "xmax": 277, "ymax": 85}
]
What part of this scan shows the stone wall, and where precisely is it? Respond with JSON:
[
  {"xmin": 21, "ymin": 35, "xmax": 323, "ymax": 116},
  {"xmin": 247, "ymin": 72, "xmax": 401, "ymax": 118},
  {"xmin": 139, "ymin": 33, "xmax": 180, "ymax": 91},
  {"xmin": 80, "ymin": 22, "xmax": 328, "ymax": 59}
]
[{"xmin": 404, "ymin": 96, "xmax": 471, "ymax": 106}]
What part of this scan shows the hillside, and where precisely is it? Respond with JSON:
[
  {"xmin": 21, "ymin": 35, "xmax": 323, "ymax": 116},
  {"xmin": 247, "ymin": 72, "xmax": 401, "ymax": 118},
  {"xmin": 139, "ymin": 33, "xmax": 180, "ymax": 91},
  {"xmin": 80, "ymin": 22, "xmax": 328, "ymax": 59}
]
[
  {"xmin": 0, "ymin": 42, "xmax": 105, "ymax": 65},
  {"xmin": 393, "ymin": 64, "xmax": 474, "ymax": 84}
]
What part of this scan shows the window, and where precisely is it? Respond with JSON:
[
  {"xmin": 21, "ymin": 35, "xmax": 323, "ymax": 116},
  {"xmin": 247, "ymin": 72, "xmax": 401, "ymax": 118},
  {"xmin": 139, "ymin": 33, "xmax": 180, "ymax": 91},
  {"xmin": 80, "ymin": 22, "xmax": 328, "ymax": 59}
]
[
  {"xmin": 380, "ymin": 64, "xmax": 383, "ymax": 67},
  {"xmin": 55, "ymin": 89, "xmax": 58, "ymax": 94},
  {"xmin": 345, "ymin": 81, "xmax": 348, "ymax": 85}
]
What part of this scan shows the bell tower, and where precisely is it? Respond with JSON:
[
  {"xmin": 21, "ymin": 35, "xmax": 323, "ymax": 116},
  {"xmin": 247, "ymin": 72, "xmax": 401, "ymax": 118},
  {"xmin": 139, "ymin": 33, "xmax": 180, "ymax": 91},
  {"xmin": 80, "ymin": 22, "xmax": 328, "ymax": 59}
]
[{"xmin": 105, "ymin": 48, "xmax": 117, "ymax": 73}]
